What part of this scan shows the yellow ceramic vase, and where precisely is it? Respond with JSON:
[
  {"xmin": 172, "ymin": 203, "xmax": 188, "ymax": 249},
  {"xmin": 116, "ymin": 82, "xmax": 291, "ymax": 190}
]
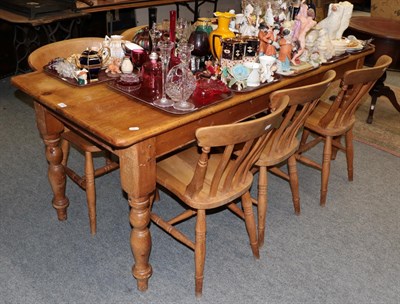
[{"xmin": 209, "ymin": 12, "xmax": 236, "ymax": 60}]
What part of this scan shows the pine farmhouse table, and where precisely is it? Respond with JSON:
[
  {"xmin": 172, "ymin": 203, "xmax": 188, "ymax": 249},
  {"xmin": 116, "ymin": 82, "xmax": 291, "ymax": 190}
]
[{"xmin": 11, "ymin": 47, "xmax": 373, "ymax": 292}]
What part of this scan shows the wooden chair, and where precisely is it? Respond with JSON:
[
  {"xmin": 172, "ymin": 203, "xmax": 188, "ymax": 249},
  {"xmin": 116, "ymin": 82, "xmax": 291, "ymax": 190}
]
[
  {"xmin": 151, "ymin": 97, "xmax": 288, "ymax": 297},
  {"xmin": 296, "ymin": 55, "xmax": 392, "ymax": 206},
  {"xmin": 253, "ymin": 70, "xmax": 336, "ymax": 247},
  {"xmin": 28, "ymin": 38, "xmax": 120, "ymax": 235}
]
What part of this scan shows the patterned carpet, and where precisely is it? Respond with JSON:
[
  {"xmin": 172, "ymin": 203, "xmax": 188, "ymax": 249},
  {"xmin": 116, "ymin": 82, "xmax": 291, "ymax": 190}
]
[{"xmin": 353, "ymin": 85, "xmax": 400, "ymax": 157}]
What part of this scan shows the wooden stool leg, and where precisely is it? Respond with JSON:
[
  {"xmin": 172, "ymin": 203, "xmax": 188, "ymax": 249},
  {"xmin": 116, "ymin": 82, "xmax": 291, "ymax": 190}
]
[
  {"xmin": 194, "ymin": 209, "xmax": 206, "ymax": 298},
  {"xmin": 320, "ymin": 136, "xmax": 332, "ymax": 206},
  {"xmin": 257, "ymin": 166, "xmax": 268, "ymax": 248},
  {"xmin": 287, "ymin": 155, "xmax": 300, "ymax": 215},
  {"xmin": 345, "ymin": 129, "xmax": 354, "ymax": 182},
  {"xmin": 85, "ymin": 151, "xmax": 97, "ymax": 235}
]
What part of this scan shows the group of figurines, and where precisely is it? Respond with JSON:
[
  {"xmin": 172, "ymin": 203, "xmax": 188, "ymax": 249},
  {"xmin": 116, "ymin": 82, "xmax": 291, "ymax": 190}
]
[{"xmin": 213, "ymin": 0, "xmax": 355, "ymax": 89}]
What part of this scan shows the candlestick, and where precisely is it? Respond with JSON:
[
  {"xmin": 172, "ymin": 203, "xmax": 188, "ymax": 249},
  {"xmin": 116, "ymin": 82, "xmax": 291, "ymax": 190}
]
[{"xmin": 169, "ymin": 10, "xmax": 176, "ymax": 43}]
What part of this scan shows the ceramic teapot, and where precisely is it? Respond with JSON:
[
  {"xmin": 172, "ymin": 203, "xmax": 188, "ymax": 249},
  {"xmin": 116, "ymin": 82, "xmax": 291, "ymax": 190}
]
[{"xmin": 76, "ymin": 47, "xmax": 109, "ymax": 80}]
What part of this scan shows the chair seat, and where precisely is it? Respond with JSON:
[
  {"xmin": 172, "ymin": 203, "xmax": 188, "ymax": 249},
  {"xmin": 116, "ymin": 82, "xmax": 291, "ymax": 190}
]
[
  {"xmin": 256, "ymin": 137, "xmax": 299, "ymax": 166},
  {"xmin": 304, "ymin": 101, "xmax": 355, "ymax": 137},
  {"xmin": 157, "ymin": 146, "xmax": 253, "ymax": 210}
]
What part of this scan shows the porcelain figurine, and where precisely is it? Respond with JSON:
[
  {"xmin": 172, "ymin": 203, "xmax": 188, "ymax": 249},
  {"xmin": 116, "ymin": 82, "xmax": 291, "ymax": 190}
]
[
  {"xmin": 258, "ymin": 23, "xmax": 277, "ymax": 57},
  {"xmin": 291, "ymin": 1, "xmax": 316, "ymax": 65},
  {"xmin": 259, "ymin": 55, "xmax": 276, "ymax": 83},
  {"xmin": 317, "ymin": 1, "xmax": 354, "ymax": 41},
  {"xmin": 105, "ymin": 58, "xmax": 122, "ymax": 75},
  {"xmin": 227, "ymin": 63, "xmax": 250, "ymax": 91},
  {"xmin": 264, "ymin": 2, "xmax": 274, "ymax": 27},
  {"xmin": 244, "ymin": 62, "xmax": 261, "ymax": 87},
  {"xmin": 277, "ymin": 25, "xmax": 293, "ymax": 72},
  {"xmin": 316, "ymin": 28, "xmax": 334, "ymax": 62},
  {"xmin": 240, "ymin": 4, "xmax": 257, "ymax": 36}
]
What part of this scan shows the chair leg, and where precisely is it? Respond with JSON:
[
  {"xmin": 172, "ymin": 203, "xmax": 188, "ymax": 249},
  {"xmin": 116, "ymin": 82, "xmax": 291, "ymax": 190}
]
[
  {"xmin": 242, "ymin": 191, "xmax": 259, "ymax": 259},
  {"xmin": 320, "ymin": 136, "xmax": 332, "ymax": 206},
  {"xmin": 331, "ymin": 136, "xmax": 341, "ymax": 160},
  {"xmin": 257, "ymin": 166, "xmax": 268, "ymax": 248},
  {"xmin": 194, "ymin": 209, "xmax": 206, "ymax": 298},
  {"xmin": 287, "ymin": 155, "xmax": 300, "ymax": 215},
  {"xmin": 85, "ymin": 151, "xmax": 97, "ymax": 235},
  {"xmin": 345, "ymin": 129, "xmax": 354, "ymax": 182}
]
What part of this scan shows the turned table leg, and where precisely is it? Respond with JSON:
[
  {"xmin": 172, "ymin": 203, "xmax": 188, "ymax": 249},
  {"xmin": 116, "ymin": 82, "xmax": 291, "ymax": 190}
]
[
  {"xmin": 118, "ymin": 139, "xmax": 156, "ymax": 291},
  {"xmin": 34, "ymin": 102, "xmax": 69, "ymax": 220}
]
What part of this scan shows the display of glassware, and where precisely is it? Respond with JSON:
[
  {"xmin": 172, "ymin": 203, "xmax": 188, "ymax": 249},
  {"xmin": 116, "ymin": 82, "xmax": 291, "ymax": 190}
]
[
  {"xmin": 175, "ymin": 18, "xmax": 191, "ymax": 44},
  {"xmin": 131, "ymin": 49, "xmax": 148, "ymax": 73},
  {"xmin": 166, "ymin": 42, "xmax": 197, "ymax": 111},
  {"xmin": 149, "ymin": 22, "xmax": 163, "ymax": 53},
  {"xmin": 153, "ymin": 40, "xmax": 175, "ymax": 107},
  {"xmin": 141, "ymin": 52, "xmax": 162, "ymax": 102}
]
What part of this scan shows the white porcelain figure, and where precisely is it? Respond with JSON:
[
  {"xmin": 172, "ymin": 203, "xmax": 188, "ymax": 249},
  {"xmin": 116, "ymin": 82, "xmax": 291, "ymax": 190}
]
[
  {"xmin": 264, "ymin": 2, "xmax": 274, "ymax": 27},
  {"xmin": 316, "ymin": 28, "xmax": 334, "ymax": 62},
  {"xmin": 259, "ymin": 55, "xmax": 276, "ymax": 83},
  {"xmin": 317, "ymin": 1, "xmax": 354, "ymax": 41},
  {"xmin": 240, "ymin": 4, "xmax": 257, "ymax": 36},
  {"xmin": 244, "ymin": 62, "xmax": 261, "ymax": 87}
]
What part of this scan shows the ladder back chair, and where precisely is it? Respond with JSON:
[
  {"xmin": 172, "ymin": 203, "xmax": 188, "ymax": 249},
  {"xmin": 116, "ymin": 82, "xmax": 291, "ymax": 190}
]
[
  {"xmin": 28, "ymin": 38, "xmax": 120, "ymax": 235},
  {"xmin": 253, "ymin": 70, "xmax": 336, "ymax": 247},
  {"xmin": 151, "ymin": 97, "xmax": 288, "ymax": 297},
  {"xmin": 296, "ymin": 55, "xmax": 392, "ymax": 206}
]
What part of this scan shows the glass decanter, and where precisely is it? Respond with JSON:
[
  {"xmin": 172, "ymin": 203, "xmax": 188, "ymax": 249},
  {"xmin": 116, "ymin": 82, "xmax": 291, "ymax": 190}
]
[
  {"xmin": 141, "ymin": 52, "xmax": 162, "ymax": 102},
  {"xmin": 153, "ymin": 40, "xmax": 175, "ymax": 107},
  {"xmin": 166, "ymin": 43, "xmax": 197, "ymax": 111}
]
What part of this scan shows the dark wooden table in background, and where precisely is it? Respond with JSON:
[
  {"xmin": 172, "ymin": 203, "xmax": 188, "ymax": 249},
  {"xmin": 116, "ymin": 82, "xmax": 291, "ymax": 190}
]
[{"xmin": 346, "ymin": 16, "xmax": 400, "ymax": 123}]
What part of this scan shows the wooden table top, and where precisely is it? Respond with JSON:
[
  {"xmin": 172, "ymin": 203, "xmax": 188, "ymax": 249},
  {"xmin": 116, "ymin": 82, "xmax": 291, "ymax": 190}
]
[
  {"xmin": 349, "ymin": 16, "xmax": 400, "ymax": 41},
  {"xmin": 11, "ymin": 48, "xmax": 374, "ymax": 152}
]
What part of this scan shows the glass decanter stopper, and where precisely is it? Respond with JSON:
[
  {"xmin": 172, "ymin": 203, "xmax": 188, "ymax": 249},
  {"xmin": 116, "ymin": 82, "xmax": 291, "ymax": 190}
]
[{"xmin": 149, "ymin": 23, "xmax": 162, "ymax": 54}]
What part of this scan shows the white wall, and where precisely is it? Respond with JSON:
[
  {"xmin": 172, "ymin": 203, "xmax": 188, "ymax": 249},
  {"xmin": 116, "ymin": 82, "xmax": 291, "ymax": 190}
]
[{"xmin": 134, "ymin": 0, "xmax": 241, "ymax": 25}]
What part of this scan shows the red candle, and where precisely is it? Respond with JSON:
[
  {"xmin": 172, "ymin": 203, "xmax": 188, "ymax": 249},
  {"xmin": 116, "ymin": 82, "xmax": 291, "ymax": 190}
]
[{"xmin": 169, "ymin": 10, "xmax": 176, "ymax": 43}]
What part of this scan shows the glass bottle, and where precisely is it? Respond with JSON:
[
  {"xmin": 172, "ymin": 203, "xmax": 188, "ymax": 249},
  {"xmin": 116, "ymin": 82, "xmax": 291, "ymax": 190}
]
[{"xmin": 141, "ymin": 52, "xmax": 162, "ymax": 102}]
